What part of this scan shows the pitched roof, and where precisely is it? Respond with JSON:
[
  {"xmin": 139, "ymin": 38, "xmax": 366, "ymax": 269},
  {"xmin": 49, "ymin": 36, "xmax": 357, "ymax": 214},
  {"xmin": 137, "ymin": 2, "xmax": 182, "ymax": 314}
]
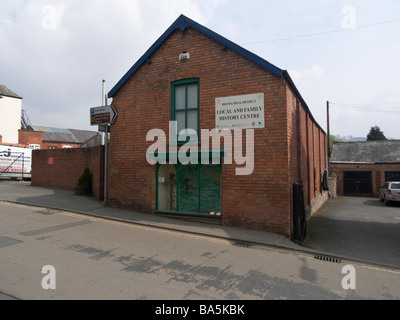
[
  {"xmin": 28, "ymin": 125, "xmax": 97, "ymax": 144},
  {"xmin": 331, "ymin": 140, "xmax": 400, "ymax": 164},
  {"xmin": 108, "ymin": 15, "xmax": 282, "ymax": 99},
  {"xmin": 42, "ymin": 132, "xmax": 79, "ymax": 144},
  {"xmin": 68, "ymin": 129, "xmax": 99, "ymax": 144},
  {"xmin": 107, "ymin": 15, "xmax": 324, "ymax": 133},
  {"xmin": 30, "ymin": 125, "xmax": 70, "ymax": 134},
  {"xmin": 0, "ymin": 85, "xmax": 22, "ymax": 99}
]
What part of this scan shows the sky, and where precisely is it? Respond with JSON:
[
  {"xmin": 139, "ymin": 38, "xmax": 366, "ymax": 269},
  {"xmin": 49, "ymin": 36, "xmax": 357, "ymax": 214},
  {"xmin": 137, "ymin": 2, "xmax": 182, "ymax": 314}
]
[{"xmin": 1, "ymin": 0, "xmax": 400, "ymax": 139}]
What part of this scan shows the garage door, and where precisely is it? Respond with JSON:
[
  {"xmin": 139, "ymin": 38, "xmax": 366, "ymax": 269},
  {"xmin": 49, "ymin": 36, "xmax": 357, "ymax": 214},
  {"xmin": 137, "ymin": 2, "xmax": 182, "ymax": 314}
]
[
  {"xmin": 344, "ymin": 171, "xmax": 372, "ymax": 196},
  {"xmin": 385, "ymin": 171, "xmax": 400, "ymax": 182}
]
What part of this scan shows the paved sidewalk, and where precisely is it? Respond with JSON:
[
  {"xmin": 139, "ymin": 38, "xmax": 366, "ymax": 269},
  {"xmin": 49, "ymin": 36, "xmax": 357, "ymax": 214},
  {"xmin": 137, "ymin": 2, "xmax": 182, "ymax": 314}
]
[
  {"xmin": 1, "ymin": 181, "xmax": 399, "ymax": 270},
  {"xmin": 0, "ymin": 181, "xmax": 300, "ymax": 251}
]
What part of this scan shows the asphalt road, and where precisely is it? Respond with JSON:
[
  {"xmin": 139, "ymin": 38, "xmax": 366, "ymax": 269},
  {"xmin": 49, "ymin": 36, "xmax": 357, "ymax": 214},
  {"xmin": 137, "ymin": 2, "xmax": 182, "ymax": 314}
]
[
  {"xmin": 1, "ymin": 201, "xmax": 399, "ymax": 301},
  {"xmin": 304, "ymin": 196, "xmax": 400, "ymax": 268}
]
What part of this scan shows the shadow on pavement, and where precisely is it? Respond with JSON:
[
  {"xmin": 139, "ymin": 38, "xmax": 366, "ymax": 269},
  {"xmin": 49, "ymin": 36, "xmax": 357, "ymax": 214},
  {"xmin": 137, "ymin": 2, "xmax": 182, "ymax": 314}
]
[
  {"xmin": 0, "ymin": 181, "xmax": 296, "ymax": 253},
  {"xmin": 1, "ymin": 182, "xmax": 399, "ymax": 269}
]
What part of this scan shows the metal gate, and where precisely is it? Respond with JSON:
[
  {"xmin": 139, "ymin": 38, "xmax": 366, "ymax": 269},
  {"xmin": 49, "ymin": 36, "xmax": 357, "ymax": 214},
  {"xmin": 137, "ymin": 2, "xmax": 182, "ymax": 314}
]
[
  {"xmin": 293, "ymin": 183, "xmax": 306, "ymax": 243},
  {"xmin": 343, "ymin": 171, "xmax": 372, "ymax": 196}
]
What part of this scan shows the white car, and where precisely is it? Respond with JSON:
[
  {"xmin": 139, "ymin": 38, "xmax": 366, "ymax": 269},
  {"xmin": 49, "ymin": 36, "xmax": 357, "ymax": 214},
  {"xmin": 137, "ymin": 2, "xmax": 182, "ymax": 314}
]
[{"xmin": 379, "ymin": 181, "xmax": 400, "ymax": 206}]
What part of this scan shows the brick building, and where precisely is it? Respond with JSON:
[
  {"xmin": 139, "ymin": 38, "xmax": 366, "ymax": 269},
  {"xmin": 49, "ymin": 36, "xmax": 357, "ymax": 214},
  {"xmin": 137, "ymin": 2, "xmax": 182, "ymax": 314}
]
[
  {"xmin": 330, "ymin": 140, "xmax": 400, "ymax": 197},
  {"xmin": 19, "ymin": 125, "xmax": 99, "ymax": 150},
  {"xmin": 106, "ymin": 15, "xmax": 327, "ymax": 237}
]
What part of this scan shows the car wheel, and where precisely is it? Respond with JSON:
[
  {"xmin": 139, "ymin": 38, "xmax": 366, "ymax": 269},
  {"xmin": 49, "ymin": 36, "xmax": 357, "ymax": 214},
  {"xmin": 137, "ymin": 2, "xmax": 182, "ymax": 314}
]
[{"xmin": 384, "ymin": 196, "xmax": 390, "ymax": 206}]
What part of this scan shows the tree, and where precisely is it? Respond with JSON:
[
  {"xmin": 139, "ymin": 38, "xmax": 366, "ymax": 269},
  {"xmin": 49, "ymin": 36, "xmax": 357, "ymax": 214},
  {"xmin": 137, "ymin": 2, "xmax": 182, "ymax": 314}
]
[{"xmin": 367, "ymin": 126, "xmax": 387, "ymax": 141}]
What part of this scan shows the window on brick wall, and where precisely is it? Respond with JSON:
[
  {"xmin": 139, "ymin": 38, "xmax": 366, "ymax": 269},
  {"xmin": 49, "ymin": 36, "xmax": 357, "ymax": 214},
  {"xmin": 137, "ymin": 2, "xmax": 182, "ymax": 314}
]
[
  {"xmin": 29, "ymin": 144, "xmax": 40, "ymax": 150},
  {"xmin": 171, "ymin": 79, "xmax": 199, "ymax": 143}
]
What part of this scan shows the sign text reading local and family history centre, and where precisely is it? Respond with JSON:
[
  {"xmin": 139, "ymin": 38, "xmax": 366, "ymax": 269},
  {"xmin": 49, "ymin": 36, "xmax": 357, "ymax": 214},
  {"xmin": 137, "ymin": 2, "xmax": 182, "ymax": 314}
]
[{"xmin": 215, "ymin": 93, "xmax": 264, "ymax": 130}]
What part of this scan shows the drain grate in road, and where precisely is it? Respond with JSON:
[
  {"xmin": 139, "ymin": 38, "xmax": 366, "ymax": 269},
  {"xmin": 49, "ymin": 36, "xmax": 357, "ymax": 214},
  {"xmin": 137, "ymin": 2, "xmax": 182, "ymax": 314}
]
[
  {"xmin": 314, "ymin": 255, "xmax": 341, "ymax": 263},
  {"xmin": 232, "ymin": 241, "xmax": 251, "ymax": 248}
]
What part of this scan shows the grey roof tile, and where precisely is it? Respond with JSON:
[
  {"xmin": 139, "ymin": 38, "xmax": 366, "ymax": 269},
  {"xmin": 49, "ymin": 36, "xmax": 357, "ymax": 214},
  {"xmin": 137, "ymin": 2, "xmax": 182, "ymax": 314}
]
[
  {"xmin": 28, "ymin": 125, "xmax": 97, "ymax": 144},
  {"xmin": 0, "ymin": 85, "xmax": 22, "ymax": 99},
  {"xmin": 331, "ymin": 140, "xmax": 400, "ymax": 164}
]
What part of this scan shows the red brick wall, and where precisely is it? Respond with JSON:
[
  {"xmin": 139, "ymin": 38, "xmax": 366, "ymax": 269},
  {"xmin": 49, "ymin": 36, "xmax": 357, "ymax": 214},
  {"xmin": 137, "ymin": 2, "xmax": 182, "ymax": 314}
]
[
  {"xmin": 108, "ymin": 27, "xmax": 326, "ymax": 237},
  {"xmin": 31, "ymin": 146, "xmax": 105, "ymax": 200},
  {"xmin": 286, "ymin": 87, "xmax": 327, "ymax": 220},
  {"xmin": 18, "ymin": 130, "xmax": 80, "ymax": 149},
  {"xmin": 19, "ymin": 130, "xmax": 43, "ymax": 146}
]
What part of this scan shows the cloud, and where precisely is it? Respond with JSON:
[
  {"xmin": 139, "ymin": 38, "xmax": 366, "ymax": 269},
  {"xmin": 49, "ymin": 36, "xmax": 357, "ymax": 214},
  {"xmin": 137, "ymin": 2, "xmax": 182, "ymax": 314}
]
[
  {"xmin": 0, "ymin": 0, "xmax": 227, "ymax": 130},
  {"xmin": 164, "ymin": 0, "xmax": 227, "ymax": 24},
  {"xmin": 1, "ymin": 0, "xmax": 399, "ymax": 139},
  {"xmin": 288, "ymin": 65, "xmax": 325, "ymax": 82}
]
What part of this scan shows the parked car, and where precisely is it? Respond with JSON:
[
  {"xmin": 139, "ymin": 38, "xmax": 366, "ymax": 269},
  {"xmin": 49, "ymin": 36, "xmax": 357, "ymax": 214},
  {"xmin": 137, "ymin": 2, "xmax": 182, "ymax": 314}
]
[{"xmin": 379, "ymin": 181, "xmax": 400, "ymax": 206}]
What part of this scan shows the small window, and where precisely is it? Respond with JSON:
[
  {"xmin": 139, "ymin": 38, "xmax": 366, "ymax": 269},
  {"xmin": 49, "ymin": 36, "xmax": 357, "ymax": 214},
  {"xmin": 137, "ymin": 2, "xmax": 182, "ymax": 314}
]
[
  {"xmin": 29, "ymin": 144, "xmax": 40, "ymax": 150},
  {"xmin": 172, "ymin": 79, "xmax": 199, "ymax": 142}
]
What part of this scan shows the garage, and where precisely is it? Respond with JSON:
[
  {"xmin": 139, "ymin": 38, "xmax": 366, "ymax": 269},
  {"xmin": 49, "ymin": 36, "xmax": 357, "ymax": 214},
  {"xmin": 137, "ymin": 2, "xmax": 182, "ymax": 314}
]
[
  {"xmin": 330, "ymin": 141, "xmax": 400, "ymax": 197},
  {"xmin": 343, "ymin": 171, "xmax": 372, "ymax": 196}
]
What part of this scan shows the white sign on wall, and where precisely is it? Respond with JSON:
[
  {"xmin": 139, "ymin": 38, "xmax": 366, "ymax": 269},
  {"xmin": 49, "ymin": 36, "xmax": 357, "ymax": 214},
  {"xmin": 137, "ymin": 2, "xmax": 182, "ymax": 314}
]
[{"xmin": 215, "ymin": 93, "xmax": 264, "ymax": 130}]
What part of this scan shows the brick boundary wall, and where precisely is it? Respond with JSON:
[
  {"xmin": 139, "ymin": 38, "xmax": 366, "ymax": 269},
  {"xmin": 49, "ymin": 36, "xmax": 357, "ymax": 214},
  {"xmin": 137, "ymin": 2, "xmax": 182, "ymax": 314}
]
[
  {"xmin": 310, "ymin": 191, "xmax": 329, "ymax": 217},
  {"xmin": 31, "ymin": 145, "xmax": 105, "ymax": 200},
  {"xmin": 328, "ymin": 172, "xmax": 337, "ymax": 198}
]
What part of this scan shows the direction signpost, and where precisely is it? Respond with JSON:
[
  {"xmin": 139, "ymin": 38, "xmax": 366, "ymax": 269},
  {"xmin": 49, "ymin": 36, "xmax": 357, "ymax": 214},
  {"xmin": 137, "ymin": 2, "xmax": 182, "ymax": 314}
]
[
  {"xmin": 90, "ymin": 80, "xmax": 118, "ymax": 206},
  {"xmin": 90, "ymin": 105, "xmax": 118, "ymax": 126}
]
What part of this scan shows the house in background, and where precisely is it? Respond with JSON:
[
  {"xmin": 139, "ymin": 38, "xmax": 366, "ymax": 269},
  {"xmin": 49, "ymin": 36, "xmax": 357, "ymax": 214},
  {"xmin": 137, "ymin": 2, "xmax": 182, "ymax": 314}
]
[
  {"xmin": 19, "ymin": 125, "xmax": 101, "ymax": 149},
  {"xmin": 0, "ymin": 84, "xmax": 102, "ymax": 149},
  {"xmin": 0, "ymin": 84, "xmax": 22, "ymax": 144},
  {"xmin": 330, "ymin": 140, "xmax": 400, "ymax": 197}
]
